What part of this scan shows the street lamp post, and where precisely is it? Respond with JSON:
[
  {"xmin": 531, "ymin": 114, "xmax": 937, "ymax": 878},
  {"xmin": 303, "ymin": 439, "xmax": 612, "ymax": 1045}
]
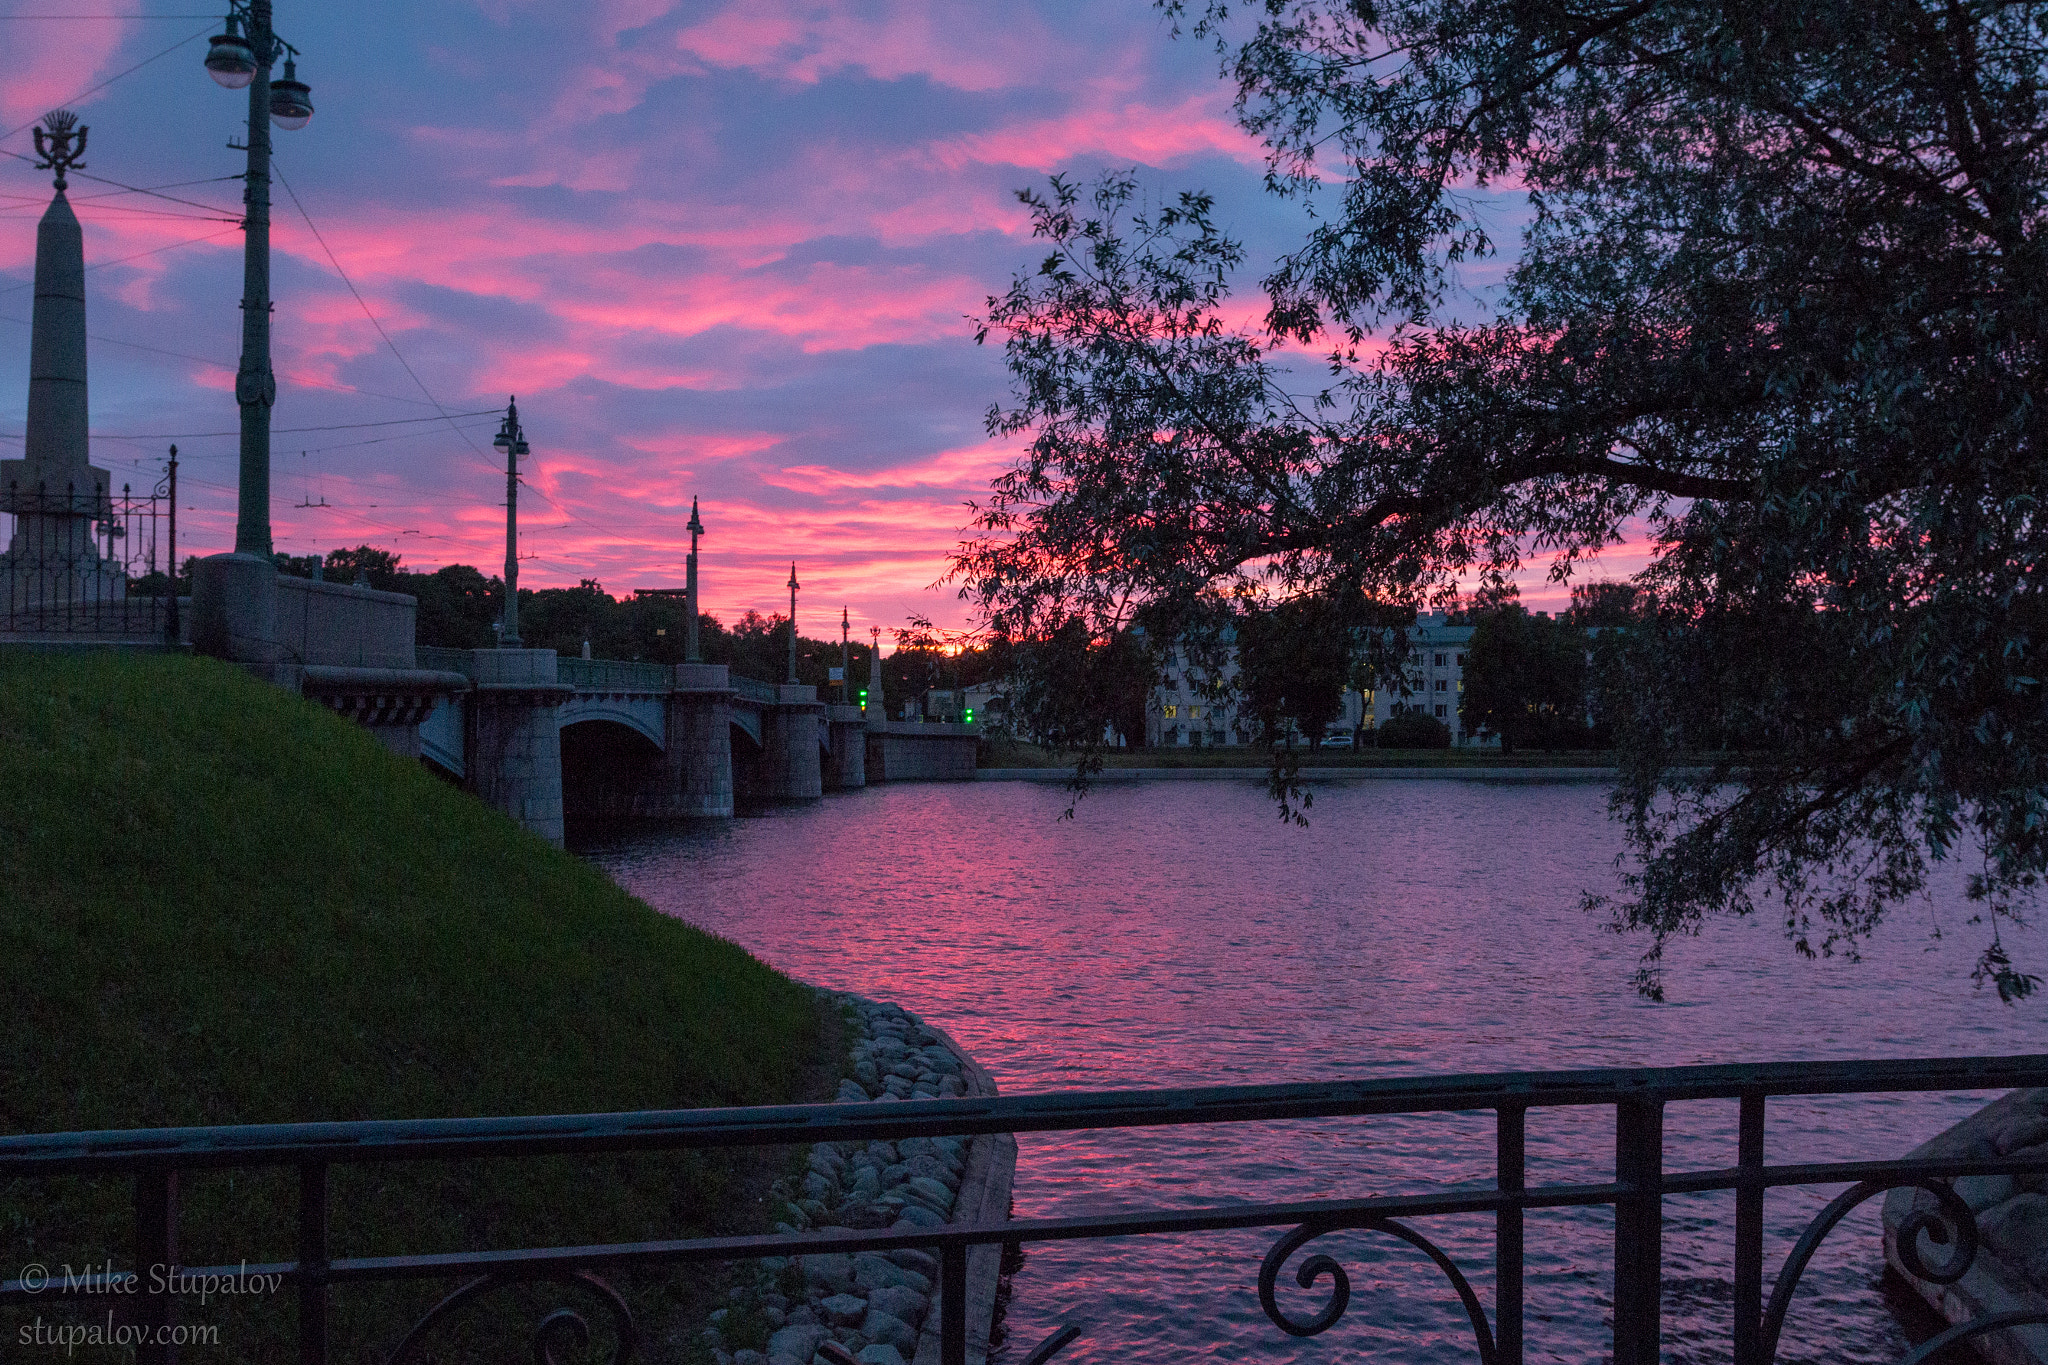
[
  {"xmin": 785, "ymin": 562, "xmax": 799, "ymax": 684},
  {"xmin": 685, "ymin": 496, "xmax": 704, "ymax": 663},
  {"xmin": 840, "ymin": 606, "xmax": 850, "ymax": 704},
  {"xmin": 204, "ymin": 0, "xmax": 313, "ymax": 559},
  {"xmin": 191, "ymin": 1, "xmax": 312, "ymax": 663},
  {"xmin": 491, "ymin": 397, "xmax": 529, "ymax": 647}
]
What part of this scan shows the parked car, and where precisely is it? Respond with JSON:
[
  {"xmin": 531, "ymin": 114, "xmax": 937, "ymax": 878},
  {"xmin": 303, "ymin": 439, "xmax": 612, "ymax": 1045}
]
[{"xmin": 1318, "ymin": 731, "xmax": 1354, "ymax": 749}]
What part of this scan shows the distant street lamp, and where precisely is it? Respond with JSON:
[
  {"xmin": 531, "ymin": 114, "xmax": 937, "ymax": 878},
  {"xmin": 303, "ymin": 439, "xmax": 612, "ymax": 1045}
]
[
  {"xmin": 685, "ymin": 496, "xmax": 704, "ymax": 663},
  {"xmin": 840, "ymin": 606, "xmax": 850, "ymax": 704},
  {"xmin": 785, "ymin": 561, "xmax": 799, "ymax": 684},
  {"xmin": 204, "ymin": 0, "xmax": 313, "ymax": 560},
  {"xmin": 492, "ymin": 397, "xmax": 529, "ymax": 647}
]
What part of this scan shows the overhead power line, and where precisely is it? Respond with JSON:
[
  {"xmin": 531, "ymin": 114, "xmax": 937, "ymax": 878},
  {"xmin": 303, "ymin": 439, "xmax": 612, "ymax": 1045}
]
[
  {"xmin": 0, "ymin": 22, "xmax": 216, "ymax": 145},
  {"xmin": 0, "ymin": 410, "xmax": 500, "ymax": 440}
]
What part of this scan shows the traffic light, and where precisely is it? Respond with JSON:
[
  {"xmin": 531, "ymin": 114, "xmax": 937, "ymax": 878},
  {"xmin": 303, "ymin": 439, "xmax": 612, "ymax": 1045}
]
[
  {"xmin": 859, "ymin": 688, "xmax": 868, "ymax": 708},
  {"xmin": 964, "ymin": 707, "xmax": 974, "ymax": 723}
]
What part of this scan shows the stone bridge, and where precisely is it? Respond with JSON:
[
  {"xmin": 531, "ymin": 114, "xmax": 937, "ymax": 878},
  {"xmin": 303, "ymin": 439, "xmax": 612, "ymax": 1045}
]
[{"xmin": 403, "ymin": 646, "xmax": 978, "ymax": 844}]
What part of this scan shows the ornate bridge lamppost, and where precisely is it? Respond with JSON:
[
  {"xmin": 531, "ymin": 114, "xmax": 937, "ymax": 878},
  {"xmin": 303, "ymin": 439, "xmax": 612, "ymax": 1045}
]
[
  {"xmin": 685, "ymin": 497, "xmax": 704, "ymax": 663},
  {"xmin": 492, "ymin": 398, "xmax": 529, "ymax": 648},
  {"xmin": 191, "ymin": 1, "xmax": 313, "ymax": 661},
  {"xmin": 204, "ymin": 0, "xmax": 312, "ymax": 558},
  {"xmin": 785, "ymin": 561, "xmax": 800, "ymax": 684}
]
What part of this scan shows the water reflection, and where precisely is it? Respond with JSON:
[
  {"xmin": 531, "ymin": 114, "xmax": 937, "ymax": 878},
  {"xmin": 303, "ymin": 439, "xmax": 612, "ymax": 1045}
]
[{"xmin": 591, "ymin": 780, "xmax": 2046, "ymax": 1363}]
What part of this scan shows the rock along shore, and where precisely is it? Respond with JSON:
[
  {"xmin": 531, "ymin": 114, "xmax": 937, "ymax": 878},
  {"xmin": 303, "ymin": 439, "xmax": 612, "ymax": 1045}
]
[
  {"xmin": 977, "ymin": 765, "xmax": 1622, "ymax": 783},
  {"xmin": 701, "ymin": 994, "xmax": 1016, "ymax": 1365},
  {"xmin": 1884, "ymin": 1088, "xmax": 2048, "ymax": 1365}
]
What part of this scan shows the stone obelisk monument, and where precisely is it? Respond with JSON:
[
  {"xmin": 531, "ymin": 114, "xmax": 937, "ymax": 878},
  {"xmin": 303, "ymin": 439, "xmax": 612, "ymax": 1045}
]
[{"xmin": 1, "ymin": 110, "xmax": 119, "ymax": 616}]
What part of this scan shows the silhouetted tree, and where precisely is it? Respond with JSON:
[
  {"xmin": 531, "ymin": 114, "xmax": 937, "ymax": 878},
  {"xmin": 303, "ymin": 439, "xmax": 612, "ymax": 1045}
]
[{"xmin": 958, "ymin": 0, "xmax": 2048, "ymax": 996}]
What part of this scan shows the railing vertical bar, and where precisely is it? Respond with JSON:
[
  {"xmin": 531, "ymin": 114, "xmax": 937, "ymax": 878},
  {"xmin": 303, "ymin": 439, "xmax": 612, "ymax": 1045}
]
[
  {"xmin": 940, "ymin": 1240, "xmax": 968, "ymax": 1365},
  {"xmin": 1613, "ymin": 1096, "xmax": 1664, "ymax": 1365},
  {"xmin": 135, "ymin": 1166, "xmax": 179, "ymax": 1365},
  {"xmin": 1497, "ymin": 1103, "xmax": 1526, "ymax": 1365},
  {"xmin": 298, "ymin": 1160, "xmax": 329, "ymax": 1365},
  {"xmin": 1733, "ymin": 1090, "xmax": 1766, "ymax": 1365}
]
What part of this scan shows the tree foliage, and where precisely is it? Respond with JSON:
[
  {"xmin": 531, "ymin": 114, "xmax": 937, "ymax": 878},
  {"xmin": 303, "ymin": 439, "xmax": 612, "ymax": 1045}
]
[
  {"xmin": 957, "ymin": 0, "xmax": 2048, "ymax": 995},
  {"xmin": 1461, "ymin": 608, "xmax": 1598, "ymax": 753},
  {"xmin": 1236, "ymin": 595, "xmax": 1355, "ymax": 745}
]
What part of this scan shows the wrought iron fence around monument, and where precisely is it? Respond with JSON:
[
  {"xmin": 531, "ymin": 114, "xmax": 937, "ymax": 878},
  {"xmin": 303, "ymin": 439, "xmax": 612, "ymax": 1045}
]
[
  {"xmin": 0, "ymin": 472, "xmax": 178, "ymax": 640},
  {"xmin": 3, "ymin": 1055, "xmax": 2047, "ymax": 1365}
]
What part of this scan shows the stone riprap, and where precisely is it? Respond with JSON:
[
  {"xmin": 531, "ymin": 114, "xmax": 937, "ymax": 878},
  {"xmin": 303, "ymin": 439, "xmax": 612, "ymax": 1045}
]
[
  {"xmin": 702, "ymin": 995, "xmax": 1016, "ymax": 1365},
  {"xmin": 1884, "ymin": 1088, "xmax": 2048, "ymax": 1365}
]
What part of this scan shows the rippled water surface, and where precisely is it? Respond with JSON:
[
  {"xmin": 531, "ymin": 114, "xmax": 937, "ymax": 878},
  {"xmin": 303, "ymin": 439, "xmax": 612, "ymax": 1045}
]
[{"xmin": 588, "ymin": 779, "xmax": 2048, "ymax": 1364}]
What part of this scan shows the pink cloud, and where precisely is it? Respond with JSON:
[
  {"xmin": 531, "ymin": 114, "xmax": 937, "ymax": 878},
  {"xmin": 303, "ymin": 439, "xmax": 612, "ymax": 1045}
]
[
  {"xmin": 0, "ymin": 9, "xmax": 134, "ymax": 134},
  {"xmin": 674, "ymin": 0, "xmax": 1057, "ymax": 93},
  {"xmin": 929, "ymin": 94, "xmax": 1262, "ymax": 174}
]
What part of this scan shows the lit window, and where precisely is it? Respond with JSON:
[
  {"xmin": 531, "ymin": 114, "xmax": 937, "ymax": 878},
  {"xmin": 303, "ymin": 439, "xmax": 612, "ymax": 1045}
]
[
  {"xmin": 1189, "ymin": 706, "xmax": 1204, "ymax": 719},
  {"xmin": 1164, "ymin": 705, "xmax": 1178, "ymax": 718}
]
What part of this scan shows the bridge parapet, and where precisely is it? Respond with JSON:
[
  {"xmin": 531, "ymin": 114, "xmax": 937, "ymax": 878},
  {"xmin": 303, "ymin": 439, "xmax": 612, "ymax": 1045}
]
[
  {"xmin": 560, "ymin": 656, "xmax": 670, "ymax": 691},
  {"xmin": 731, "ymin": 673, "xmax": 778, "ymax": 704}
]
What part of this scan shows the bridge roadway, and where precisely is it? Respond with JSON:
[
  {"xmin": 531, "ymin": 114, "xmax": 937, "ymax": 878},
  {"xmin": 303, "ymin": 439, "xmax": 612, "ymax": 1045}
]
[{"xmin": 398, "ymin": 647, "xmax": 977, "ymax": 844}]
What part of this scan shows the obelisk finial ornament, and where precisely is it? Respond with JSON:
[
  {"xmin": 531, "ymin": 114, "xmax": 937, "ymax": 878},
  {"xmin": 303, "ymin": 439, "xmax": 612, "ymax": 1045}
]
[{"xmin": 31, "ymin": 110, "xmax": 87, "ymax": 191}]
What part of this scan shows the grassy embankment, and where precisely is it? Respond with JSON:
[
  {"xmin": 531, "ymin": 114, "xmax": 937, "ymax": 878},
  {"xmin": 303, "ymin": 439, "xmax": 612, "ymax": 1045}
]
[
  {"xmin": 982, "ymin": 738, "xmax": 1620, "ymax": 769},
  {"xmin": 0, "ymin": 650, "xmax": 834, "ymax": 1362}
]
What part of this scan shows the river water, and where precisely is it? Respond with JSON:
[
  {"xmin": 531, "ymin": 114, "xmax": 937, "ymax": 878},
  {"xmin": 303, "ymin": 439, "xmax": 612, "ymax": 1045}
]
[{"xmin": 588, "ymin": 779, "xmax": 2048, "ymax": 1364}]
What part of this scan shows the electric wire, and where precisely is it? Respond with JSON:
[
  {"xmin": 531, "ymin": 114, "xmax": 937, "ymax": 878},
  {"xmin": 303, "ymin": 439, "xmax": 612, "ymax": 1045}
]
[
  {"xmin": 0, "ymin": 223, "xmax": 240, "ymax": 295},
  {"xmin": 0, "ymin": 22, "xmax": 216, "ymax": 145},
  {"xmin": 271, "ymin": 160, "xmax": 690, "ymax": 555}
]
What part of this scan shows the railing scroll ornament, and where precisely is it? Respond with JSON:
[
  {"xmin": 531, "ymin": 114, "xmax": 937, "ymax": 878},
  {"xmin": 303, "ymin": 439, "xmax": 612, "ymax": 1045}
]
[{"xmin": 385, "ymin": 1269, "xmax": 636, "ymax": 1365}]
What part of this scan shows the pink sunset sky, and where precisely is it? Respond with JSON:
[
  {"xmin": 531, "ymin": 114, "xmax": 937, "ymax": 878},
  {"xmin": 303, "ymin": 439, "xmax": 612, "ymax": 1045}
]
[{"xmin": 0, "ymin": 0, "xmax": 1635, "ymax": 638}]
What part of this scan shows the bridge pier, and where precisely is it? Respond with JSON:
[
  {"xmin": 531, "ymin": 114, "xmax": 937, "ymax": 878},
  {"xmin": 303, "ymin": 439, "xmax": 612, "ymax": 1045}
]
[
  {"xmin": 656, "ymin": 663, "xmax": 737, "ymax": 818},
  {"xmin": 761, "ymin": 683, "xmax": 824, "ymax": 801},
  {"xmin": 464, "ymin": 649, "xmax": 572, "ymax": 846},
  {"xmin": 867, "ymin": 720, "xmax": 980, "ymax": 783},
  {"xmin": 824, "ymin": 704, "xmax": 866, "ymax": 789}
]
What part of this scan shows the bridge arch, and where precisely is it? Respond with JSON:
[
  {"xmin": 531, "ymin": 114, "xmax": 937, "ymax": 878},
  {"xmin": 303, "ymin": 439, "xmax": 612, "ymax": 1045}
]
[
  {"xmin": 558, "ymin": 698, "xmax": 666, "ymax": 752},
  {"xmin": 559, "ymin": 716, "xmax": 666, "ymax": 841},
  {"xmin": 729, "ymin": 707, "xmax": 761, "ymax": 747}
]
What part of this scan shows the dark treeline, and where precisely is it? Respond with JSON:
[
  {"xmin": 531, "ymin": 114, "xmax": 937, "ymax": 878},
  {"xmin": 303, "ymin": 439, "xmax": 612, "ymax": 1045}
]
[{"xmin": 275, "ymin": 546, "xmax": 993, "ymax": 715}]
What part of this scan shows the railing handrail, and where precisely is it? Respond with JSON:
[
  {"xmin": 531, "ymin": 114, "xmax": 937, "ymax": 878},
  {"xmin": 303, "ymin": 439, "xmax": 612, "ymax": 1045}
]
[
  {"xmin": 9, "ymin": 1054, "xmax": 2048, "ymax": 1365},
  {"xmin": 6, "ymin": 1053, "xmax": 2043, "ymax": 1175},
  {"xmin": 731, "ymin": 672, "xmax": 778, "ymax": 703},
  {"xmin": 558, "ymin": 656, "xmax": 673, "ymax": 691}
]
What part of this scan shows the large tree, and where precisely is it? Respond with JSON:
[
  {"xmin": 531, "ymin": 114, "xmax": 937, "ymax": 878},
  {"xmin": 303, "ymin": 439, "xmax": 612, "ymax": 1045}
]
[
  {"xmin": 953, "ymin": 0, "xmax": 2048, "ymax": 995},
  {"xmin": 1460, "ymin": 607, "xmax": 1595, "ymax": 754}
]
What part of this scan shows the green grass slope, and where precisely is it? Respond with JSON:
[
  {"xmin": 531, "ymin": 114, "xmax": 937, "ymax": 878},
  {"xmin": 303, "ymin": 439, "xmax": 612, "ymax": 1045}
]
[{"xmin": 0, "ymin": 650, "xmax": 832, "ymax": 1360}]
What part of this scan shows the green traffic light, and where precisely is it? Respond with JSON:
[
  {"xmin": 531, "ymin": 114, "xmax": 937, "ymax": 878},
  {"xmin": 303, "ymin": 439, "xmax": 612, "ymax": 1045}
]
[{"xmin": 964, "ymin": 708, "xmax": 974, "ymax": 723}]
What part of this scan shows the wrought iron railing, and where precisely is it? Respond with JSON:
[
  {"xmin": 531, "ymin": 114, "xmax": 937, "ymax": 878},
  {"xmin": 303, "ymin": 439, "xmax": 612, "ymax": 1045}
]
[
  {"xmin": 3, "ymin": 1055, "xmax": 2046, "ymax": 1365},
  {"xmin": 0, "ymin": 474, "xmax": 179, "ymax": 639},
  {"xmin": 559, "ymin": 657, "xmax": 673, "ymax": 692},
  {"xmin": 732, "ymin": 672, "xmax": 780, "ymax": 704}
]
